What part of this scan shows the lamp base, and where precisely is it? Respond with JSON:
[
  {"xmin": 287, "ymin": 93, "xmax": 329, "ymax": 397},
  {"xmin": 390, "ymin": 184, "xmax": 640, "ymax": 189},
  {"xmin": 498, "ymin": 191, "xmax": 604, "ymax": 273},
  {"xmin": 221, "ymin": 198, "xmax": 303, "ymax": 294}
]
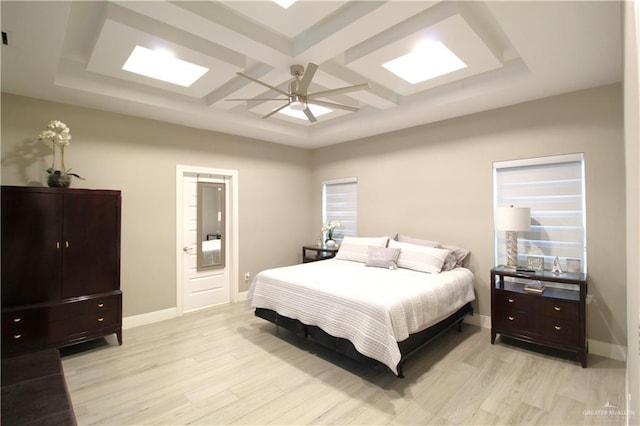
[{"xmin": 506, "ymin": 230, "xmax": 519, "ymax": 269}]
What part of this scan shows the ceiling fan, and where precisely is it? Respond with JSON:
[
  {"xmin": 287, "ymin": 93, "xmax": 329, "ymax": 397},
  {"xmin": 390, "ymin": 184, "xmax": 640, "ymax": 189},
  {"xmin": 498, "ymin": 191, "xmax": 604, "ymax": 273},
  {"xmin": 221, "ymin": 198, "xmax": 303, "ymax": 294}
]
[{"xmin": 226, "ymin": 63, "xmax": 370, "ymax": 123}]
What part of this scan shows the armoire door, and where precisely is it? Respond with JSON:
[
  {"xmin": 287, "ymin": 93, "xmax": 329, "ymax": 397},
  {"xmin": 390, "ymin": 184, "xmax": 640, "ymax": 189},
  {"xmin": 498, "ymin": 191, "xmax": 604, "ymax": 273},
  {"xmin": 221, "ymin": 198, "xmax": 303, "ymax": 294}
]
[
  {"xmin": 62, "ymin": 192, "xmax": 121, "ymax": 298},
  {"xmin": 1, "ymin": 188, "xmax": 62, "ymax": 306}
]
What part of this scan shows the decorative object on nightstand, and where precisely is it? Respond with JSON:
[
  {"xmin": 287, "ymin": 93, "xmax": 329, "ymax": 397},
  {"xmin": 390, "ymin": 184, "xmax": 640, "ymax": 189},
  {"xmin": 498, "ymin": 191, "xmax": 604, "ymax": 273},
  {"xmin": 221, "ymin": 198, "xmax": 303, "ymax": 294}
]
[
  {"xmin": 491, "ymin": 266, "xmax": 587, "ymax": 367},
  {"xmin": 321, "ymin": 220, "xmax": 341, "ymax": 245},
  {"xmin": 494, "ymin": 205, "xmax": 531, "ymax": 269},
  {"xmin": 302, "ymin": 244, "xmax": 339, "ymax": 263},
  {"xmin": 552, "ymin": 256, "xmax": 563, "ymax": 274},
  {"xmin": 526, "ymin": 255, "xmax": 544, "ymax": 272}
]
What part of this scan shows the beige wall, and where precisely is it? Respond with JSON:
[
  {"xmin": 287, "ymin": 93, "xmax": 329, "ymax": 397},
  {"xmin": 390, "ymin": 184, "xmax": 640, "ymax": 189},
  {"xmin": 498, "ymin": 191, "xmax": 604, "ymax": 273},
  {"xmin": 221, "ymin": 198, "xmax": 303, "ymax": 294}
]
[
  {"xmin": 624, "ymin": 0, "xmax": 640, "ymax": 421},
  {"xmin": 1, "ymin": 93, "xmax": 313, "ymax": 316},
  {"xmin": 311, "ymin": 84, "xmax": 626, "ymax": 347}
]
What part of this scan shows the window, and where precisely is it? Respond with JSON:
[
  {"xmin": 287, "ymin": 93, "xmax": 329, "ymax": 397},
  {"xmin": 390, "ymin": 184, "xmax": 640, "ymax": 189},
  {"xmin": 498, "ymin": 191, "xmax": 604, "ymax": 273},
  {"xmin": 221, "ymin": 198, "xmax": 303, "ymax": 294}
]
[
  {"xmin": 322, "ymin": 177, "xmax": 357, "ymax": 242},
  {"xmin": 493, "ymin": 154, "xmax": 587, "ymax": 272}
]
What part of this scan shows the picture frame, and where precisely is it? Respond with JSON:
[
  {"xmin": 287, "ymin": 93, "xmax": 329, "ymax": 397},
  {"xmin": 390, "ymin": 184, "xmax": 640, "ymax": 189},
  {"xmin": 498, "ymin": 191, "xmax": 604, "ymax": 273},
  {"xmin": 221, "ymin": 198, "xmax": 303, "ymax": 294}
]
[{"xmin": 526, "ymin": 255, "xmax": 544, "ymax": 272}]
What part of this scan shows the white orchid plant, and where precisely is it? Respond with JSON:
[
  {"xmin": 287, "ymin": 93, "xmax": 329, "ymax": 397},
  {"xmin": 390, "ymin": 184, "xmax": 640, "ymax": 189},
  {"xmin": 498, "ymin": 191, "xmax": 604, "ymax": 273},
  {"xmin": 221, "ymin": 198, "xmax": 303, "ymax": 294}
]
[
  {"xmin": 321, "ymin": 220, "xmax": 341, "ymax": 241},
  {"xmin": 38, "ymin": 120, "xmax": 83, "ymax": 179}
]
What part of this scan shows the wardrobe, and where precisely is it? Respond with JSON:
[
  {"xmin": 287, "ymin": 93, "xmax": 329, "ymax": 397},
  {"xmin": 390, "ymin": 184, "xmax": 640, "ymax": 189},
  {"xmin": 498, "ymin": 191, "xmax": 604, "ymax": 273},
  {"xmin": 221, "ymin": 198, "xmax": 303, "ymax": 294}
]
[{"xmin": 1, "ymin": 186, "xmax": 122, "ymax": 355}]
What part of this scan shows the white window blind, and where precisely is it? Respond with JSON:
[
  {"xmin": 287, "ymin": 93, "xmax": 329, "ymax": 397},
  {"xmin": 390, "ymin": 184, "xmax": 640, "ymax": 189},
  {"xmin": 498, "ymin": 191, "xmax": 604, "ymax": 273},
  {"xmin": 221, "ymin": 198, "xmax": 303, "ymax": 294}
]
[
  {"xmin": 493, "ymin": 154, "xmax": 587, "ymax": 272},
  {"xmin": 322, "ymin": 177, "xmax": 357, "ymax": 242}
]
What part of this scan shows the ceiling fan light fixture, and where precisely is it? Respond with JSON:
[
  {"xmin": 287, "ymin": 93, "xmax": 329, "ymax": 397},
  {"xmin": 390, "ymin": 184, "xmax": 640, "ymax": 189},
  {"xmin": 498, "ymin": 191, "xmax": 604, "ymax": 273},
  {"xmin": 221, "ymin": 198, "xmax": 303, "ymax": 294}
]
[
  {"xmin": 279, "ymin": 104, "xmax": 332, "ymax": 120},
  {"xmin": 289, "ymin": 95, "xmax": 306, "ymax": 111}
]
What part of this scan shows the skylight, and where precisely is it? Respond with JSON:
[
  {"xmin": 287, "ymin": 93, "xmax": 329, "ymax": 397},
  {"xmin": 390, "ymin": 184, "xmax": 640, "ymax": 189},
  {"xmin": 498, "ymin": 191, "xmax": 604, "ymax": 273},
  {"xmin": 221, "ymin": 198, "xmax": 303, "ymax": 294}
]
[
  {"xmin": 278, "ymin": 104, "xmax": 331, "ymax": 120},
  {"xmin": 273, "ymin": 0, "xmax": 297, "ymax": 9},
  {"xmin": 382, "ymin": 41, "xmax": 467, "ymax": 84},
  {"xmin": 122, "ymin": 45, "xmax": 209, "ymax": 87}
]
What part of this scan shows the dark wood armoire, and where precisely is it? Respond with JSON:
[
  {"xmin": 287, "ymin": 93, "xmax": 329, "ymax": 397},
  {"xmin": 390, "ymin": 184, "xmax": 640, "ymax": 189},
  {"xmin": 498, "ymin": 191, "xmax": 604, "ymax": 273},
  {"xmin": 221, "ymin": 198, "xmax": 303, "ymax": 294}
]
[{"xmin": 1, "ymin": 186, "xmax": 122, "ymax": 356}]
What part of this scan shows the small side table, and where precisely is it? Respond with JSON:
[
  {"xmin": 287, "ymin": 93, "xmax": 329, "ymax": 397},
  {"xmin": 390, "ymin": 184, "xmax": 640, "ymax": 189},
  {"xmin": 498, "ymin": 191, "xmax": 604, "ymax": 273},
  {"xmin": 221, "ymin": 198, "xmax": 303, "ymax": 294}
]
[{"xmin": 302, "ymin": 245, "xmax": 339, "ymax": 263}]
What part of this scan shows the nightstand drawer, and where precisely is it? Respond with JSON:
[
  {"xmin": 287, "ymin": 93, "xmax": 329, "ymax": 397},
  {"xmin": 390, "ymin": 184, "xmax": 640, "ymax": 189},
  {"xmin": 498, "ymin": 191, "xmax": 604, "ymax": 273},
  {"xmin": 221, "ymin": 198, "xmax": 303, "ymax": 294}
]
[
  {"xmin": 494, "ymin": 291, "xmax": 535, "ymax": 311},
  {"xmin": 539, "ymin": 316, "xmax": 579, "ymax": 345},
  {"xmin": 537, "ymin": 298, "xmax": 578, "ymax": 320},
  {"xmin": 493, "ymin": 310, "xmax": 531, "ymax": 331}
]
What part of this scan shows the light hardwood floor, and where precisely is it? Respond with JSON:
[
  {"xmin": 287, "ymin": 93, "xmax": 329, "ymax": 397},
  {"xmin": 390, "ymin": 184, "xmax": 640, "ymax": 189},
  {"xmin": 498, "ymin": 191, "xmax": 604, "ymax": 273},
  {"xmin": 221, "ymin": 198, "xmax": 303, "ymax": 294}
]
[{"xmin": 61, "ymin": 302, "xmax": 626, "ymax": 425}]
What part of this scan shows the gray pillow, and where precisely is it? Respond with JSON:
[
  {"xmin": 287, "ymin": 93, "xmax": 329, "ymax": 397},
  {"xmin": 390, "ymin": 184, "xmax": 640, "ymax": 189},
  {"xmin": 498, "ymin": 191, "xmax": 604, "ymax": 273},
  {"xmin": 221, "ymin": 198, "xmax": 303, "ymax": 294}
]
[{"xmin": 365, "ymin": 246, "xmax": 401, "ymax": 270}]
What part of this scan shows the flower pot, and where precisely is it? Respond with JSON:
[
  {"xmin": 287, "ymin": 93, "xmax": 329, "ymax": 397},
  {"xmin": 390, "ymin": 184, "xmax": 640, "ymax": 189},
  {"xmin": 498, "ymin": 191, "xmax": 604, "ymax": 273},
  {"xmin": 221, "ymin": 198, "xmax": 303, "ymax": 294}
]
[{"xmin": 47, "ymin": 171, "xmax": 72, "ymax": 188}]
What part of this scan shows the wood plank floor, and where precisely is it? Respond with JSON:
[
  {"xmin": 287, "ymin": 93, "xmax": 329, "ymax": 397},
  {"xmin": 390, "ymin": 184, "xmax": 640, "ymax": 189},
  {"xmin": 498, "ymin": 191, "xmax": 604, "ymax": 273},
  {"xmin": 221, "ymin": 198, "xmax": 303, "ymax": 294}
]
[{"xmin": 61, "ymin": 302, "xmax": 626, "ymax": 425}]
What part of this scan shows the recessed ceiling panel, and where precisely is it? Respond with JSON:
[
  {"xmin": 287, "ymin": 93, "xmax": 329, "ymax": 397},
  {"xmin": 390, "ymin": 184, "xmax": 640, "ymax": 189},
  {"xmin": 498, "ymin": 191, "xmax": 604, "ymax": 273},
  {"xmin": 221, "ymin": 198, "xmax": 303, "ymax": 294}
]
[
  {"xmin": 218, "ymin": 1, "xmax": 347, "ymax": 38},
  {"xmin": 348, "ymin": 14, "xmax": 503, "ymax": 96},
  {"xmin": 87, "ymin": 18, "xmax": 243, "ymax": 98}
]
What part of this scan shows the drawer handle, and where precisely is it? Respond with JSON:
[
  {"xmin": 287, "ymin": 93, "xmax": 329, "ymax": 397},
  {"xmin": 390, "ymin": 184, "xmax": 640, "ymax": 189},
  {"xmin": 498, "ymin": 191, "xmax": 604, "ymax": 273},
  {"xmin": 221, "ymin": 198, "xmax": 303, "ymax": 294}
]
[
  {"xmin": 554, "ymin": 325, "xmax": 561, "ymax": 331},
  {"xmin": 97, "ymin": 303, "xmax": 104, "ymax": 308},
  {"xmin": 508, "ymin": 316, "xmax": 515, "ymax": 321},
  {"xmin": 508, "ymin": 298, "xmax": 514, "ymax": 303},
  {"xmin": 13, "ymin": 334, "xmax": 21, "ymax": 339},
  {"xmin": 12, "ymin": 317, "xmax": 21, "ymax": 323},
  {"xmin": 554, "ymin": 306, "xmax": 561, "ymax": 311},
  {"xmin": 97, "ymin": 317, "xmax": 104, "ymax": 322}
]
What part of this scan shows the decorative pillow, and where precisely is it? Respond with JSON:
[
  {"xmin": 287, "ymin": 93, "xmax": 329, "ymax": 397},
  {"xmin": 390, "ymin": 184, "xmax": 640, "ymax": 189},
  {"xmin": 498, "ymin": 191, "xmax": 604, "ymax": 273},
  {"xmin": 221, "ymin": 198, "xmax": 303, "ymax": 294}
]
[
  {"xmin": 388, "ymin": 240, "xmax": 450, "ymax": 274},
  {"xmin": 442, "ymin": 244, "xmax": 470, "ymax": 267},
  {"xmin": 396, "ymin": 234, "xmax": 440, "ymax": 248},
  {"xmin": 335, "ymin": 236, "xmax": 389, "ymax": 263},
  {"xmin": 365, "ymin": 246, "xmax": 401, "ymax": 269}
]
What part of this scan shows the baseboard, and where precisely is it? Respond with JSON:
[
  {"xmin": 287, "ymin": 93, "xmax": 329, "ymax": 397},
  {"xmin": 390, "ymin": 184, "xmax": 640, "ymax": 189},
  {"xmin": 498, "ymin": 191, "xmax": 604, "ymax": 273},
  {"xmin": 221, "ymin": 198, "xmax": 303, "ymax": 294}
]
[
  {"xmin": 467, "ymin": 314, "xmax": 627, "ymax": 361},
  {"xmin": 122, "ymin": 307, "xmax": 177, "ymax": 330}
]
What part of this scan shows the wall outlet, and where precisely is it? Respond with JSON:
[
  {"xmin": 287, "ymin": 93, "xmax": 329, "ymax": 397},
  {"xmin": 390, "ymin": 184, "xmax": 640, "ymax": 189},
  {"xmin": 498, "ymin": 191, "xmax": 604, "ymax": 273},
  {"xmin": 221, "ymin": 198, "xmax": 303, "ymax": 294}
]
[{"xmin": 244, "ymin": 272, "xmax": 251, "ymax": 281}]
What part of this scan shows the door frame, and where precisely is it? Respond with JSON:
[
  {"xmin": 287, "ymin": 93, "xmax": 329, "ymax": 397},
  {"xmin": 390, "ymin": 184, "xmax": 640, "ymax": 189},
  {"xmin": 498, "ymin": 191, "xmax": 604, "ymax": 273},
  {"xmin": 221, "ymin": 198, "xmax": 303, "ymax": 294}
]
[{"xmin": 176, "ymin": 165, "xmax": 239, "ymax": 316}]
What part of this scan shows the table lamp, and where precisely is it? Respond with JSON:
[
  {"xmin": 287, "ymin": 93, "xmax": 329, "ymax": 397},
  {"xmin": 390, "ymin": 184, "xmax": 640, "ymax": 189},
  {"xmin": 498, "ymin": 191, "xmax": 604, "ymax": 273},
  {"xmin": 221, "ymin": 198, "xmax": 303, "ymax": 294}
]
[{"xmin": 495, "ymin": 205, "xmax": 531, "ymax": 269}]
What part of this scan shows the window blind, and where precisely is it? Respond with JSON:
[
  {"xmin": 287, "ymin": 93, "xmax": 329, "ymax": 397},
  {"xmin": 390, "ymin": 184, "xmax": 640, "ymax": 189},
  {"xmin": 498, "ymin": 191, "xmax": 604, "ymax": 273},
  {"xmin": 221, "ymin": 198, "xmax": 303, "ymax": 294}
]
[
  {"xmin": 493, "ymin": 154, "xmax": 587, "ymax": 272},
  {"xmin": 322, "ymin": 177, "xmax": 357, "ymax": 242}
]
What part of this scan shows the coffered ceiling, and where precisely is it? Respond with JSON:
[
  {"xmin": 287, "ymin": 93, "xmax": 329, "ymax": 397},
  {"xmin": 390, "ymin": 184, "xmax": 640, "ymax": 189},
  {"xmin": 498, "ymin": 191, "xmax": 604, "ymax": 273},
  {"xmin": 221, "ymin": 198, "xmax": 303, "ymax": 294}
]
[{"xmin": 1, "ymin": 1, "xmax": 622, "ymax": 148}]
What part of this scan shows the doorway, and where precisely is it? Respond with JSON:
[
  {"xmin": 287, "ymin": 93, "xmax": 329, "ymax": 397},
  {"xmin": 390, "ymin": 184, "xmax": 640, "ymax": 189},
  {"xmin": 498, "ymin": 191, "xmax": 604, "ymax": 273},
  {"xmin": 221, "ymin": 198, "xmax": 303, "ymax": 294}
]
[{"xmin": 176, "ymin": 165, "xmax": 239, "ymax": 315}]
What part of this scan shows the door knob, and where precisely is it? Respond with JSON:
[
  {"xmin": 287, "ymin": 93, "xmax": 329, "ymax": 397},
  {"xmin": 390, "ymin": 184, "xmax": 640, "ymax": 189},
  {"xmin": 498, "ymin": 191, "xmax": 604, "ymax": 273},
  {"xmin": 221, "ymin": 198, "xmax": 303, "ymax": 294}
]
[{"xmin": 183, "ymin": 246, "xmax": 193, "ymax": 253}]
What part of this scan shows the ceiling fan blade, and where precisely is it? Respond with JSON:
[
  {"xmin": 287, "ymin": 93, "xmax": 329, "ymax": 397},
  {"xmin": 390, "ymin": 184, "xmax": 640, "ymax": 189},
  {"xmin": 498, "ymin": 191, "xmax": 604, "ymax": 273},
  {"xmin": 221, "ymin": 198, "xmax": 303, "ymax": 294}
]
[
  {"xmin": 307, "ymin": 83, "xmax": 370, "ymax": 99},
  {"xmin": 237, "ymin": 72, "xmax": 289, "ymax": 96},
  {"xmin": 262, "ymin": 103, "xmax": 289, "ymax": 119},
  {"xmin": 307, "ymin": 99, "xmax": 359, "ymax": 112},
  {"xmin": 225, "ymin": 98, "xmax": 287, "ymax": 102},
  {"xmin": 303, "ymin": 107, "xmax": 317, "ymax": 123},
  {"xmin": 298, "ymin": 62, "xmax": 318, "ymax": 95}
]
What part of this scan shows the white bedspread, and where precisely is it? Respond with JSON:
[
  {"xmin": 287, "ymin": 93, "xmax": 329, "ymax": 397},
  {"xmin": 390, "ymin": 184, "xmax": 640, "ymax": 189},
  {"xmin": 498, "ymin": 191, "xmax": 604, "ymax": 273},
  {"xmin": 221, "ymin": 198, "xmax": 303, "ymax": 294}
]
[{"xmin": 247, "ymin": 259, "xmax": 475, "ymax": 374}]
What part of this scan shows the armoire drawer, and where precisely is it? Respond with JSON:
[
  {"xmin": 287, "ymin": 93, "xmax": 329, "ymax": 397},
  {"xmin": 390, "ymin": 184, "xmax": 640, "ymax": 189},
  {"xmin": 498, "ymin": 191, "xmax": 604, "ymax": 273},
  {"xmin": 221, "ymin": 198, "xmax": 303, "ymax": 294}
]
[
  {"xmin": 50, "ymin": 309, "xmax": 120, "ymax": 341},
  {"xmin": 50, "ymin": 294, "xmax": 120, "ymax": 321},
  {"xmin": 1, "ymin": 308, "xmax": 49, "ymax": 353}
]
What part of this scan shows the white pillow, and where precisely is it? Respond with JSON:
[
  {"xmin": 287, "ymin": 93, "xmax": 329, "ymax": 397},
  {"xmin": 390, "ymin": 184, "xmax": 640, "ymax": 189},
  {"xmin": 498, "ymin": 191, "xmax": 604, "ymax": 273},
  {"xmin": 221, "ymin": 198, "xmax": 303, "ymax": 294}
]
[
  {"xmin": 388, "ymin": 240, "xmax": 450, "ymax": 274},
  {"xmin": 335, "ymin": 236, "xmax": 389, "ymax": 263}
]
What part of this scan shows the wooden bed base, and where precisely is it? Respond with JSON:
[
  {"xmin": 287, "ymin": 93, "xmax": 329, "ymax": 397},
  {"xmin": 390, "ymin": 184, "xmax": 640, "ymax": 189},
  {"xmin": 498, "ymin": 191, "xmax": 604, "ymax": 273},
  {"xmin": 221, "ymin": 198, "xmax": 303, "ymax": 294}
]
[{"xmin": 254, "ymin": 302, "xmax": 473, "ymax": 378}]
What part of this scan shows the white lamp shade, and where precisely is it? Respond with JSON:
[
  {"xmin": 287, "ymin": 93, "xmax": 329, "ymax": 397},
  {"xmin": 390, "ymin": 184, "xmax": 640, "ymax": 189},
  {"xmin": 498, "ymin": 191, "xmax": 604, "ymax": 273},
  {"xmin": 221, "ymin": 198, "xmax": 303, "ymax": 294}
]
[{"xmin": 495, "ymin": 206, "xmax": 531, "ymax": 231}]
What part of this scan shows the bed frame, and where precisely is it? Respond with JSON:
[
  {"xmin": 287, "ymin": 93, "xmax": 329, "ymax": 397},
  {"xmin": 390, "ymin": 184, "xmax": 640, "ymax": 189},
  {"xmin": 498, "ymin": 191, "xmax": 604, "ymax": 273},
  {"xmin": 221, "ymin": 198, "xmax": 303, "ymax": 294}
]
[{"xmin": 254, "ymin": 302, "xmax": 473, "ymax": 378}]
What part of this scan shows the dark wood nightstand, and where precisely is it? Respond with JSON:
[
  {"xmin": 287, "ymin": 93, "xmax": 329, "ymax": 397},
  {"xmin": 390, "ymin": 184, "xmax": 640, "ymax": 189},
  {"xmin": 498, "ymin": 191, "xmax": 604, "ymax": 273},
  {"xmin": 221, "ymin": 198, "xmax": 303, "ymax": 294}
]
[
  {"xmin": 302, "ymin": 245, "xmax": 339, "ymax": 263},
  {"xmin": 491, "ymin": 266, "xmax": 587, "ymax": 367}
]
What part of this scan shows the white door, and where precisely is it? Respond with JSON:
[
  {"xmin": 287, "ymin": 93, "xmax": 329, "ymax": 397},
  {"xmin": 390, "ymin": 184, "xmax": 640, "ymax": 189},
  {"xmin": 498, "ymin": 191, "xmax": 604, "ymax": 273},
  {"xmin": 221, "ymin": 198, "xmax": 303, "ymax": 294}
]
[{"xmin": 182, "ymin": 173, "xmax": 230, "ymax": 312}]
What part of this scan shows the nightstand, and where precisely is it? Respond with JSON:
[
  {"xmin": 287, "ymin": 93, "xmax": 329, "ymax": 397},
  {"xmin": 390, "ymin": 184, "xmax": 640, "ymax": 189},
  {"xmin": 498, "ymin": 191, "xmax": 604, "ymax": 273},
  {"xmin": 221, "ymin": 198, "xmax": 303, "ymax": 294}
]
[
  {"xmin": 491, "ymin": 266, "xmax": 587, "ymax": 367},
  {"xmin": 302, "ymin": 245, "xmax": 339, "ymax": 263}
]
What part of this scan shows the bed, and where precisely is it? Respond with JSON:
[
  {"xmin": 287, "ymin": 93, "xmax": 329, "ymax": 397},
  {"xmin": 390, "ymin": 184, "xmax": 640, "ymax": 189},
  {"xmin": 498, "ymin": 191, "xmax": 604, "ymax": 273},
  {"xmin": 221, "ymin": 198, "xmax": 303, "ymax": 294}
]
[{"xmin": 247, "ymin": 236, "xmax": 476, "ymax": 377}]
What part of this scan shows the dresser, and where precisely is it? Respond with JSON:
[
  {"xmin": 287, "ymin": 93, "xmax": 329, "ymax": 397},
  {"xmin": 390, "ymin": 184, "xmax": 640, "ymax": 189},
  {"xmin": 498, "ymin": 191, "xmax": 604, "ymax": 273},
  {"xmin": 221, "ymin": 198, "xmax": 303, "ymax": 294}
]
[
  {"xmin": 491, "ymin": 266, "xmax": 587, "ymax": 367},
  {"xmin": 1, "ymin": 186, "xmax": 122, "ymax": 356}
]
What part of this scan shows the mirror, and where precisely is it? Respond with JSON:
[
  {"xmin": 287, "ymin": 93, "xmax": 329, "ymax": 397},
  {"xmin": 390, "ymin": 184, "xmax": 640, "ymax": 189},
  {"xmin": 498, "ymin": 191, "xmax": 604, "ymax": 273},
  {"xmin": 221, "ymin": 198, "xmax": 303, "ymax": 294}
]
[{"xmin": 197, "ymin": 181, "xmax": 225, "ymax": 270}]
